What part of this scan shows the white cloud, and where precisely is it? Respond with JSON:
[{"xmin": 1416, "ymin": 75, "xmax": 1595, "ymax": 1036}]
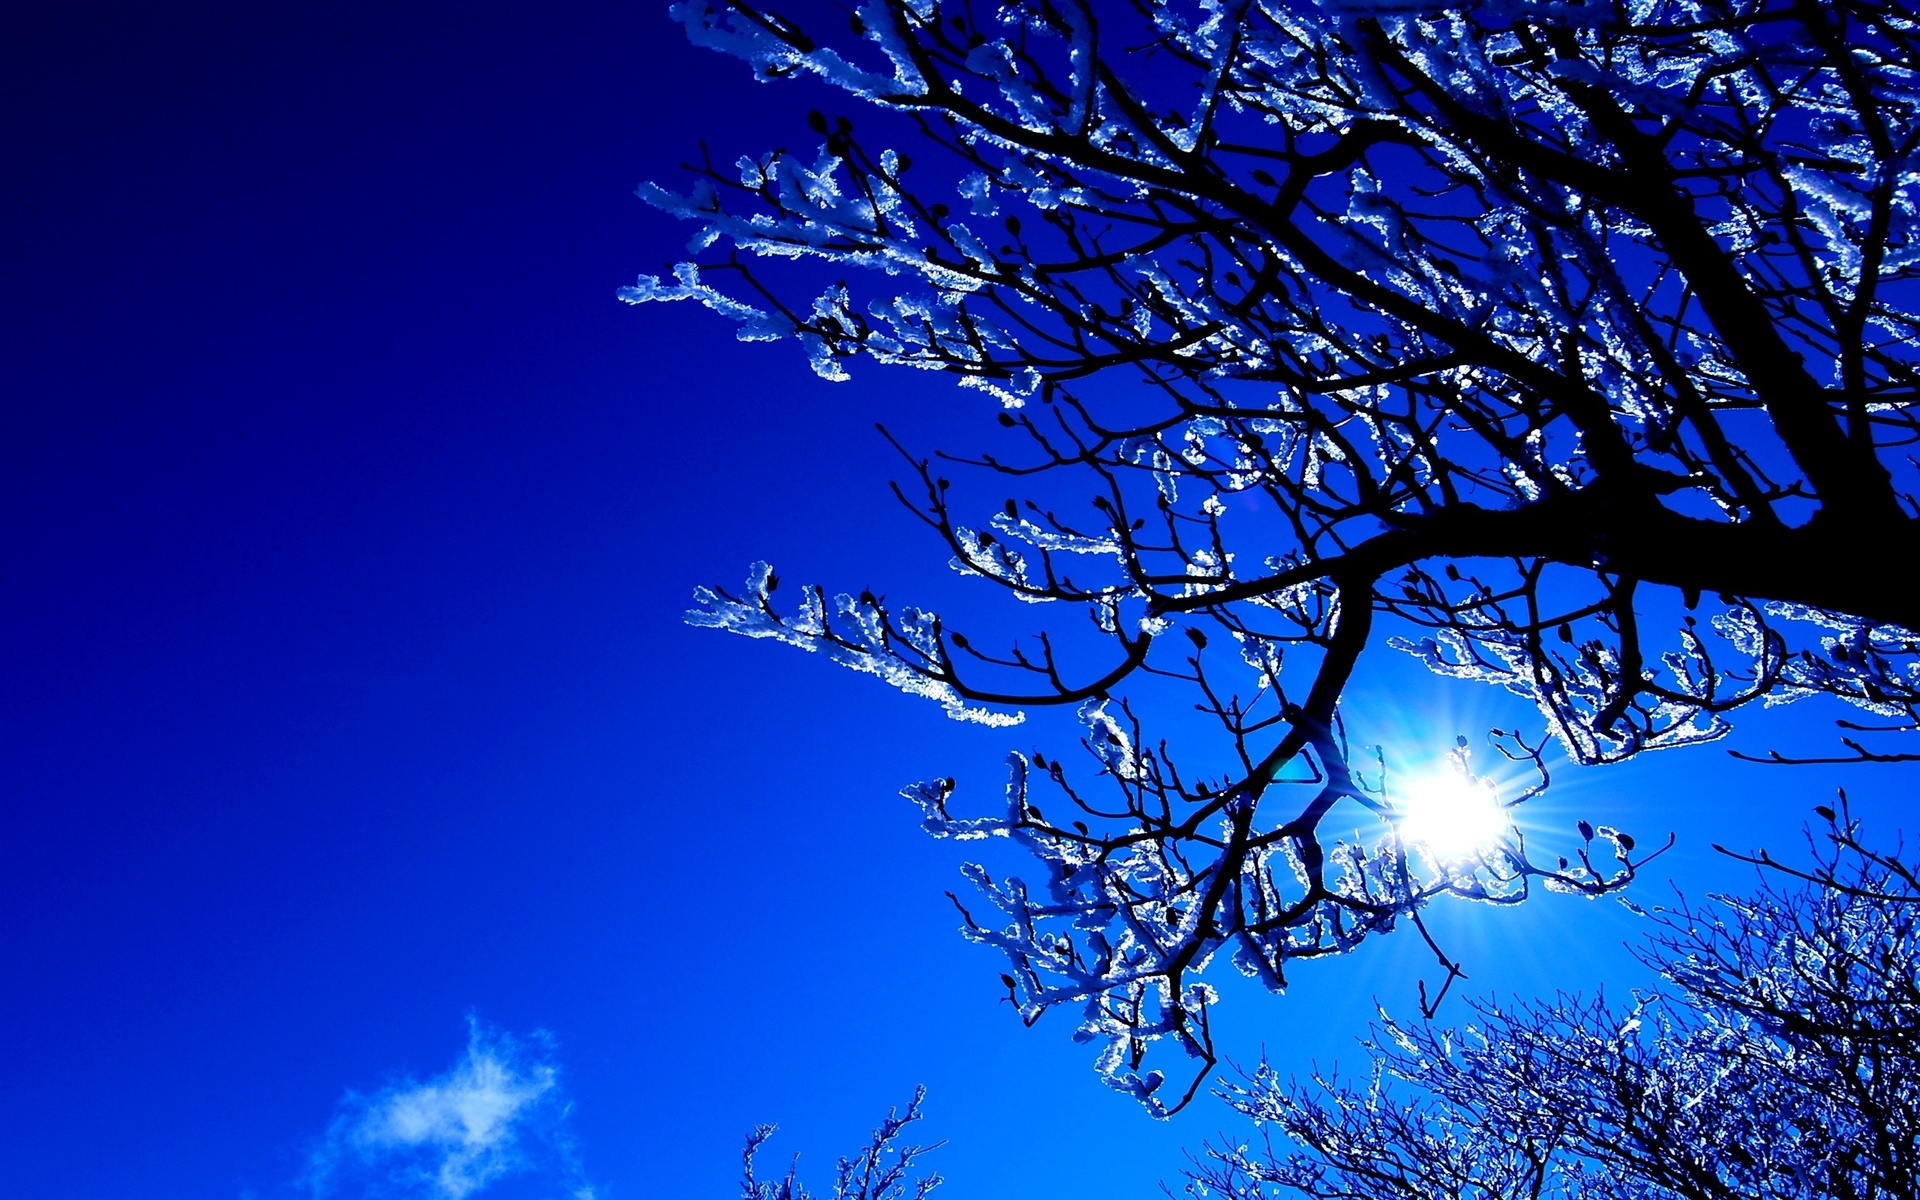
[{"xmin": 304, "ymin": 1017, "xmax": 595, "ymax": 1200}]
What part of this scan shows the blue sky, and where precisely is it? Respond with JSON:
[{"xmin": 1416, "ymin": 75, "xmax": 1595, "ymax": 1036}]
[{"xmin": 4, "ymin": 3, "xmax": 1918, "ymax": 1198}]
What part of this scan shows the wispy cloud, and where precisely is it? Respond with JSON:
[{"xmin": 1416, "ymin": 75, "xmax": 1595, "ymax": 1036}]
[{"xmin": 304, "ymin": 1017, "xmax": 595, "ymax": 1200}]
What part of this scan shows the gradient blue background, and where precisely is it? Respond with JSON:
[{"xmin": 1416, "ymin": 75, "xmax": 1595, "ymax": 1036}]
[{"xmin": 4, "ymin": 4, "xmax": 1915, "ymax": 1197}]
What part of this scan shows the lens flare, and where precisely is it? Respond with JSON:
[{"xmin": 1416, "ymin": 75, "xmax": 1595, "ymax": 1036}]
[{"xmin": 1396, "ymin": 771, "xmax": 1509, "ymax": 862}]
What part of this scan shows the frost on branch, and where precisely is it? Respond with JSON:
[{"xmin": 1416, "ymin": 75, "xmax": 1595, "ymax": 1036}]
[
  {"xmin": 688, "ymin": 562, "xmax": 1023, "ymax": 727},
  {"xmin": 740, "ymin": 1089, "xmax": 940, "ymax": 1200},
  {"xmin": 1721, "ymin": 604, "xmax": 1920, "ymax": 764},
  {"xmin": 649, "ymin": 0, "xmax": 1920, "ymax": 1110},
  {"xmin": 1187, "ymin": 803, "xmax": 1920, "ymax": 1200},
  {"xmin": 905, "ymin": 705, "xmax": 1652, "ymax": 1117}
]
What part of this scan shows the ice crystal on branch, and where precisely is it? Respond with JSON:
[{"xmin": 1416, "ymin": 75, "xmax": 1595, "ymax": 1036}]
[
  {"xmin": 1188, "ymin": 803, "xmax": 1920, "ymax": 1200},
  {"xmin": 637, "ymin": 0, "xmax": 1920, "ymax": 1110},
  {"xmin": 740, "ymin": 1089, "xmax": 941, "ymax": 1200}
]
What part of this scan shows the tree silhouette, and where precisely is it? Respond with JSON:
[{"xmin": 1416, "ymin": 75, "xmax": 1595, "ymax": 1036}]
[
  {"xmin": 738, "ymin": 1089, "xmax": 941, "ymax": 1200},
  {"xmin": 1187, "ymin": 801, "xmax": 1920, "ymax": 1200},
  {"xmin": 628, "ymin": 0, "xmax": 1920, "ymax": 1111}
]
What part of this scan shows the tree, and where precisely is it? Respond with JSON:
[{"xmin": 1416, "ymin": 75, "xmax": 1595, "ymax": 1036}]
[
  {"xmin": 1185, "ymin": 802, "xmax": 1920, "ymax": 1200},
  {"xmin": 738, "ymin": 1089, "xmax": 942, "ymax": 1200},
  {"xmin": 626, "ymin": 0, "xmax": 1920, "ymax": 1112}
]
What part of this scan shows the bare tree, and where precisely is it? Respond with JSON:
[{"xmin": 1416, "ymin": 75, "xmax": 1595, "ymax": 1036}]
[
  {"xmin": 739, "ymin": 1089, "xmax": 942, "ymax": 1200},
  {"xmin": 628, "ymin": 0, "xmax": 1920, "ymax": 1111},
  {"xmin": 1187, "ymin": 800, "xmax": 1920, "ymax": 1200}
]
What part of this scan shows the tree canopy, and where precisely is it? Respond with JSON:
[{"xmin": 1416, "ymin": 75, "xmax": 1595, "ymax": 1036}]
[{"xmin": 629, "ymin": 0, "xmax": 1920, "ymax": 1112}]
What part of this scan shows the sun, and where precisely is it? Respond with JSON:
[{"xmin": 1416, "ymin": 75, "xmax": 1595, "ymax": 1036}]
[{"xmin": 1395, "ymin": 770, "xmax": 1511, "ymax": 862}]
